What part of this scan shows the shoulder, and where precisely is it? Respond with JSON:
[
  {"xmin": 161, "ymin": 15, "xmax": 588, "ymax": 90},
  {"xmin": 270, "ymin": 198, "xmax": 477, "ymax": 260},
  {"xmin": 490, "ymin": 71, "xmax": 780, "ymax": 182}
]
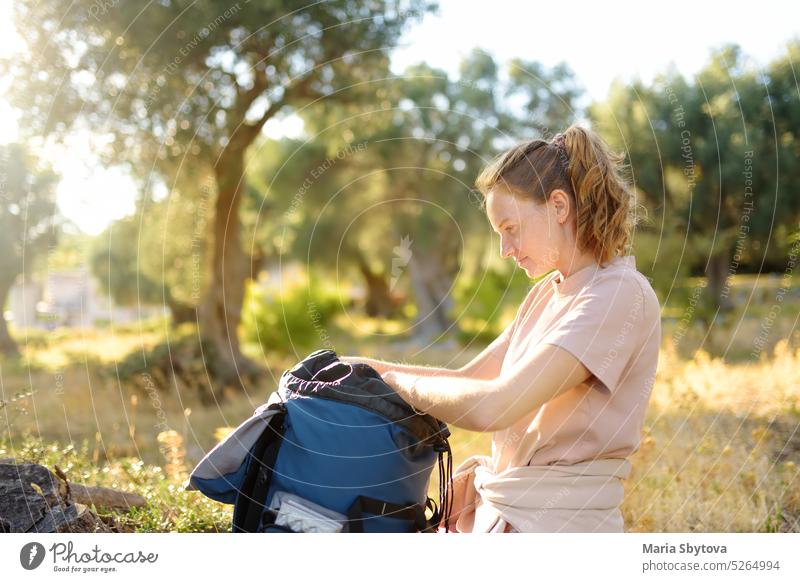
[{"xmin": 591, "ymin": 262, "xmax": 660, "ymax": 323}]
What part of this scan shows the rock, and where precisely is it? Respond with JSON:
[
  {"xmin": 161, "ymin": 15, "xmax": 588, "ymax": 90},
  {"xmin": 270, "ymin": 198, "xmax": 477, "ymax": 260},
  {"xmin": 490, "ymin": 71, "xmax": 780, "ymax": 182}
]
[
  {"xmin": 0, "ymin": 460, "xmax": 69, "ymax": 532},
  {"xmin": 0, "ymin": 459, "xmax": 112, "ymax": 533},
  {"xmin": 55, "ymin": 503, "xmax": 112, "ymax": 533}
]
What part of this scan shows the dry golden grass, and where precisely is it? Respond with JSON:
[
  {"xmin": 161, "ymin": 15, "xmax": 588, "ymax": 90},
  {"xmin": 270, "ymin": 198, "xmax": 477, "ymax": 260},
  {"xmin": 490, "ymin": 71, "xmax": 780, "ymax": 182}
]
[
  {"xmin": 16, "ymin": 324, "xmax": 166, "ymax": 370},
  {"xmin": 622, "ymin": 339, "xmax": 800, "ymax": 532},
  {"xmin": 2, "ymin": 324, "xmax": 798, "ymax": 532}
]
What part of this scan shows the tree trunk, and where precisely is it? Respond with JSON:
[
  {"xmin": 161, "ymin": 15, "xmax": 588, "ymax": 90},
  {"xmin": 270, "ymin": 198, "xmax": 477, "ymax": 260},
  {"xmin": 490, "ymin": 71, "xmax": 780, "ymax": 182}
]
[
  {"xmin": 354, "ymin": 252, "xmax": 400, "ymax": 318},
  {"xmin": 198, "ymin": 147, "xmax": 258, "ymax": 391},
  {"xmin": 165, "ymin": 293, "xmax": 196, "ymax": 325},
  {"xmin": 69, "ymin": 483, "xmax": 146, "ymax": 511},
  {"xmin": 705, "ymin": 251, "xmax": 732, "ymax": 315},
  {"xmin": 407, "ymin": 251, "xmax": 457, "ymax": 345},
  {"xmin": 401, "ymin": 216, "xmax": 462, "ymax": 347}
]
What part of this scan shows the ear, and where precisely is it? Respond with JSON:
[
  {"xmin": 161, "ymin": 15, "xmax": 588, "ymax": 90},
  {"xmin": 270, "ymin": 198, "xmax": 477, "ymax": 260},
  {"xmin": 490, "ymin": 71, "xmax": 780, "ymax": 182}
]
[{"xmin": 548, "ymin": 189, "xmax": 571, "ymax": 224}]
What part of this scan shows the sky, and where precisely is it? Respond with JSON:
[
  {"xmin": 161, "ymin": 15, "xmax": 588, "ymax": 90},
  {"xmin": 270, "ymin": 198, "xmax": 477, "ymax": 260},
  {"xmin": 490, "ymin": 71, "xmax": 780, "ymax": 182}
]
[
  {"xmin": 392, "ymin": 0, "xmax": 800, "ymax": 102},
  {"xmin": 1, "ymin": 0, "xmax": 798, "ymax": 235}
]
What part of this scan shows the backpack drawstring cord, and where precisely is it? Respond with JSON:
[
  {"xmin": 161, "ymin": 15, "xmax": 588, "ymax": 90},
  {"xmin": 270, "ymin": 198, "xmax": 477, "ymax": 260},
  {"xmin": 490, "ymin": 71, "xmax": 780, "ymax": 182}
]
[{"xmin": 435, "ymin": 439, "xmax": 454, "ymax": 532}]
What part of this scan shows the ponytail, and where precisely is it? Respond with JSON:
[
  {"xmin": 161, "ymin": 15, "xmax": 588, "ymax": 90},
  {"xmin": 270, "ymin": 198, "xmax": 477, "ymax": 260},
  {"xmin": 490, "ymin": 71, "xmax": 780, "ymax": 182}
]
[{"xmin": 562, "ymin": 125, "xmax": 634, "ymax": 265}]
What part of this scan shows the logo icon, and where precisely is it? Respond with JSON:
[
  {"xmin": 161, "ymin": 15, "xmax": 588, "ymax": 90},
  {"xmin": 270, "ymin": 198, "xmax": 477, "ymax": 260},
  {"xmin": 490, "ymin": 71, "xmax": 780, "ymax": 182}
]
[
  {"xmin": 20, "ymin": 542, "xmax": 46, "ymax": 570},
  {"xmin": 390, "ymin": 235, "xmax": 413, "ymax": 291}
]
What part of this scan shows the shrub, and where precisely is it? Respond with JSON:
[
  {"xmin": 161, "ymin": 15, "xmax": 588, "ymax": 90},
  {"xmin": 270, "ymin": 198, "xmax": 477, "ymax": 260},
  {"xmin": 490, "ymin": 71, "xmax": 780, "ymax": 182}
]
[
  {"xmin": 451, "ymin": 267, "xmax": 529, "ymax": 344},
  {"xmin": 241, "ymin": 275, "xmax": 343, "ymax": 353}
]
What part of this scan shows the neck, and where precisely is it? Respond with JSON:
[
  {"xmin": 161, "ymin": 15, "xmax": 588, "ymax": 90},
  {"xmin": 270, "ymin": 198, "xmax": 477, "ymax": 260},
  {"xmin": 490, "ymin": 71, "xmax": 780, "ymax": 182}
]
[{"xmin": 556, "ymin": 249, "xmax": 597, "ymax": 279}]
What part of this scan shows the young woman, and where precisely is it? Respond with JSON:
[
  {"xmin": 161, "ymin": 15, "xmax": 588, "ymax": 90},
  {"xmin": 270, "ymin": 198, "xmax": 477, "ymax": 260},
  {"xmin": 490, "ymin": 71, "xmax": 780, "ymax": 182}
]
[{"xmin": 342, "ymin": 125, "xmax": 661, "ymax": 533}]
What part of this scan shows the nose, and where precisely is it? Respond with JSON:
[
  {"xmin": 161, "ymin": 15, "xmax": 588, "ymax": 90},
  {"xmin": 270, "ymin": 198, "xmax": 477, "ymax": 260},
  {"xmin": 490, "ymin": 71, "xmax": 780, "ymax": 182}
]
[{"xmin": 500, "ymin": 236, "xmax": 515, "ymax": 260}]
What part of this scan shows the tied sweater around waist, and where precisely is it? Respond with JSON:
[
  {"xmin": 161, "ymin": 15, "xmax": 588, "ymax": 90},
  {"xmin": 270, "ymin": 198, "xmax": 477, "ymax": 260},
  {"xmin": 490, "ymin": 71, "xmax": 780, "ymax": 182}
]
[{"xmin": 443, "ymin": 455, "xmax": 632, "ymax": 533}]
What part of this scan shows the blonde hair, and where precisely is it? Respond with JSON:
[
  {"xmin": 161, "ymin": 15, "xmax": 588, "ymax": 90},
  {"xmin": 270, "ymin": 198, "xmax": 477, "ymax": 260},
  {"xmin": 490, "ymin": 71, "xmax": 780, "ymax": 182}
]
[{"xmin": 474, "ymin": 125, "xmax": 635, "ymax": 266}]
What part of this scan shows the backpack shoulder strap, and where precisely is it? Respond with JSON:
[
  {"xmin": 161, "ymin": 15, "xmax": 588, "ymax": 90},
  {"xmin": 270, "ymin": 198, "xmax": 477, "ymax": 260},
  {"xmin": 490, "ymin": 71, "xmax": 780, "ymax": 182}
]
[{"xmin": 232, "ymin": 403, "xmax": 287, "ymax": 533}]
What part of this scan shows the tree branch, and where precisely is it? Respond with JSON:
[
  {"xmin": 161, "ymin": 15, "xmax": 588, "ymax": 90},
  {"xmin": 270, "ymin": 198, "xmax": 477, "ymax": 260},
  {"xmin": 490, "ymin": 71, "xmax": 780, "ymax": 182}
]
[{"xmin": 234, "ymin": 73, "xmax": 317, "ymax": 149}]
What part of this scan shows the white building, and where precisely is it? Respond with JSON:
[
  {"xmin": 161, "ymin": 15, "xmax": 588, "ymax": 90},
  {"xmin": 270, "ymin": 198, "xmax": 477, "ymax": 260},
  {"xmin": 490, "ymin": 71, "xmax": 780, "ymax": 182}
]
[{"xmin": 5, "ymin": 268, "xmax": 167, "ymax": 330}]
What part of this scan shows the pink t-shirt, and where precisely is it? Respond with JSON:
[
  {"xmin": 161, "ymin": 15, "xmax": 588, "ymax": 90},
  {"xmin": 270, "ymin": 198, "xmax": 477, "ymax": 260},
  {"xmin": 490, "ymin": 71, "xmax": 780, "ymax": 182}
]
[{"xmin": 491, "ymin": 254, "xmax": 661, "ymax": 472}]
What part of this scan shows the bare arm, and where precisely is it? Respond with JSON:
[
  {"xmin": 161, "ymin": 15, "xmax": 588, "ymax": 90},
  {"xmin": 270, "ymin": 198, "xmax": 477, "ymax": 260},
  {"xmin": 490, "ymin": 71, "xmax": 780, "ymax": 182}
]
[
  {"xmin": 340, "ymin": 334, "xmax": 509, "ymax": 382},
  {"xmin": 341, "ymin": 319, "xmax": 513, "ymax": 381},
  {"xmin": 383, "ymin": 343, "xmax": 591, "ymax": 432},
  {"xmin": 339, "ymin": 356, "xmax": 467, "ymax": 379}
]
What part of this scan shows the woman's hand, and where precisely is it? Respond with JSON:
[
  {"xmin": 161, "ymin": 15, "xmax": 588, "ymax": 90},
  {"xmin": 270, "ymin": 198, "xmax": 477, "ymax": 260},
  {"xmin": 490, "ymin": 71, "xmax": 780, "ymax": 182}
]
[{"xmin": 380, "ymin": 369, "xmax": 398, "ymax": 388}]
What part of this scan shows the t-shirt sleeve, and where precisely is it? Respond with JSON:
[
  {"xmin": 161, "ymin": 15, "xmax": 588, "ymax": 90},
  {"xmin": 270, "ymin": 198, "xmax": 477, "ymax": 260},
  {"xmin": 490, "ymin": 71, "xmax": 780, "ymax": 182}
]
[{"xmin": 539, "ymin": 274, "xmax": 646, "ymax": 394}]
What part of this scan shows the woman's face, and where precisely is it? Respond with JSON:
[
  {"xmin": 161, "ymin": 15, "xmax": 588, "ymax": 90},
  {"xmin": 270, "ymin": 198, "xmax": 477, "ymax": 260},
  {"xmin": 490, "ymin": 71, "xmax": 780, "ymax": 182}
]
[{"xmin": 485, "ymin": 185, "xmax": 568, "ymax": 278}]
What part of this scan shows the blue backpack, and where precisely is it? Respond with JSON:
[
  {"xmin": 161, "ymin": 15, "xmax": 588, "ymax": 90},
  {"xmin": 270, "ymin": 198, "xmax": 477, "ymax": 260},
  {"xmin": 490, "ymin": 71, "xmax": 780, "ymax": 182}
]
[{"xmin": 187, "ymin": 349, "xmax": 454, "ymax": 533}]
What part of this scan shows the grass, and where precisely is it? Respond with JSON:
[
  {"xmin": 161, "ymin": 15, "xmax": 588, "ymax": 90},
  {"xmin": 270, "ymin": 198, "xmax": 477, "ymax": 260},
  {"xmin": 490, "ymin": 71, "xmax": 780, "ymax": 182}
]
[
  {"xmin": 622, "ymin": 341, "xmax": 800, "ymax": 532},
  {"xmin": 1, "ymin": 317, "xmax": 798, "ymax": 532},
  {"xmin": 0, "ymin": 434, "xmax": 231, "ymax": 532}
]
